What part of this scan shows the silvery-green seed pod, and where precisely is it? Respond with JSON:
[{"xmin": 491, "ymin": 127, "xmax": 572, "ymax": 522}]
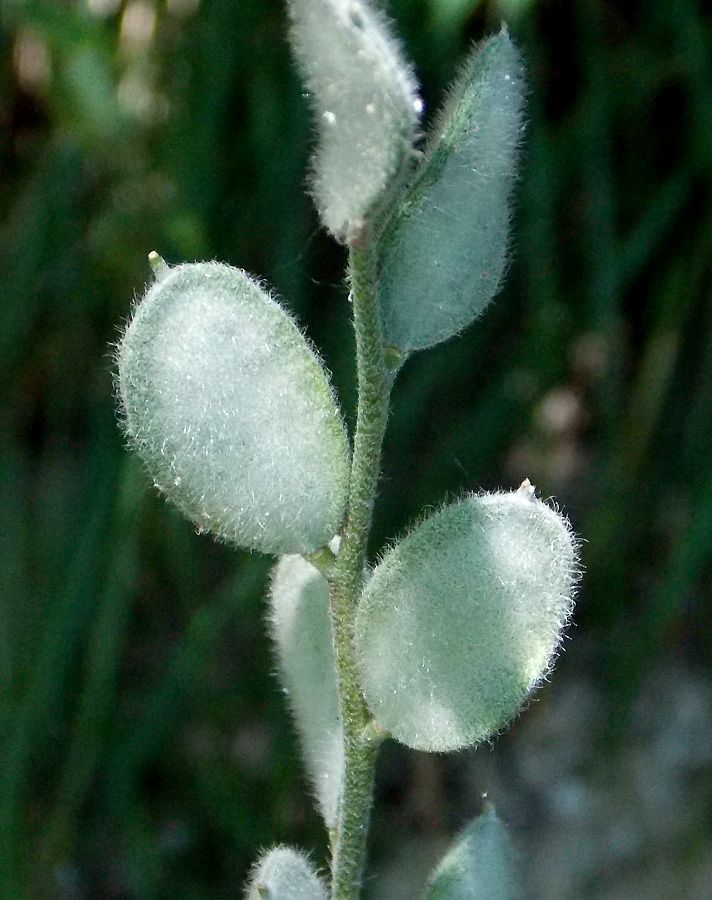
[
  {"xmin": 287, "ymin": 0, "xmax": 421, "ymax": 241},
  {"xmin": 423, "ymin": 806, "xmax": 518, "ymax": 900},
  {"xmin": 377, "ymin": 28, "xmax": 526, "ymax": 356},
  {"xmin": 354, "ymin": 483, "xmax": 578, "ymax": 751},
  {"xmin": 245, "ymin": 846, "xmax": 327, "ymax": 900},
  {"xmin": 116, "ymin": 260, "xmax": 350, "ymax": 555},
  {"xmin": 269, "ymin": 553, "xmax": 343, "ymax": 830}
]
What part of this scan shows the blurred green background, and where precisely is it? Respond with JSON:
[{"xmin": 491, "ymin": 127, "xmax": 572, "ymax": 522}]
[{"xmin": 1, "ymin": 0, "xmax": 711, "ymax": 898}]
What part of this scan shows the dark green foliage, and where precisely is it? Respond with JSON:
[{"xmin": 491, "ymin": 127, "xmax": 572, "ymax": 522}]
[{"xmin": 1, "ymin": 1, "xmax": 710, "ymax": 898}]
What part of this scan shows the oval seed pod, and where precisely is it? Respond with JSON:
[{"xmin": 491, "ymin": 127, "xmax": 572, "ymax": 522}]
[
  {"xmin": 354, "ymin": 483, "xmax": 578, "ymax": 751},
  {"xmin": 245, "ymin": 846, "xmax": 327, "ymax": 900},
  {"xmin": 424, "ymin": 805, "xmax": 518, "ymax": 900},
  {"xmin": 377, "ymin": 28, "xmax": 526, "ymax": 356},
  {"xmin": 116, "ymin": 261, "xmax": 350, "ymax": 556},
  {"xmin": 287, "ymin": 0, "xmax": 421, "ymax": 240},
  {"xmin": 269, "ymin": 553, "xmax": 343, "ymax": 830}
]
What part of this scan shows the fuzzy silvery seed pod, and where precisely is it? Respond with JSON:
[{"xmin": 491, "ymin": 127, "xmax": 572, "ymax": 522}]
[
  {"xmin": 287, "ymin": 0, "xmax": 421, "ymax": 241},
  {"xmin": 377, "ymin": 28, "xmax": 526, "ymax": 356},
  {"xmin": 269, "ymin": 553, "xmax": 343, "ymax": 830},
  {"xmin": 116, "ymin": 260, "xmax": 350, "ymax": 555},
  {"xmin": 424, "ymin": 806, "xmax": 518, "ymax": 900},
  {"xmin": 354, "ymin": 483, "xmax": 578, "ymax": 751},
  {"xmin": 245, "ymin": 846, "xmax": 327, "ymax": 900}
]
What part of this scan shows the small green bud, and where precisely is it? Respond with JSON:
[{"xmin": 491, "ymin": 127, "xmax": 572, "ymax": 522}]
[
  {"xmin": 354, "ymin": 483, "xmax": 578, "ymax": 751},
  {"xmin": 269, "ymin": 553, "xmax": 343, "ymax": 830},
  {"xmin": 377, "ymin": 28, "xmax": 526, "ymax": 355},
  {"xmin": 424, "ymin": 805, "xmax": 518, "ymax": 900},
  {"xmin": 116, "ymin": 261, "xmax": 350, "ymax": 555},
  {"xmin": 287, "ymin": 0, "xmax": 421, "ymax": 240},
  {"xmin": 245, "ymin": 847, "xmax": 327, "ymax": 900}
]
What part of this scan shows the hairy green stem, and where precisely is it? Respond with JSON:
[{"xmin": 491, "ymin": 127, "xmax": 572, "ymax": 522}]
[{"xmin": 330, "ymin": 235, "xmax": 391, "ymax": 900}]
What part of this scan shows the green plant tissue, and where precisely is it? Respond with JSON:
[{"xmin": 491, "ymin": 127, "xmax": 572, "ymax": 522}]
[
  {"xmin": 354, "ymin": 484, "xmax": 578, "ymax": 751},
  {"xmin": 269, "ymin": 553, "xmax": 344, "ymax": 830},
  {"xmin": 424, "ymin": 806, "xmax": 518, "ymax": 900},
  {"xmin": 287, "ymin": 0, "xmax": 421, "ymax": 239},
  {"xmin": 377, "ymin": 29, "xmax": 526, "ymax": 355},
  {"xmin": 116, "ymin": 261, "xmax": 350, "ymax": 555}
]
